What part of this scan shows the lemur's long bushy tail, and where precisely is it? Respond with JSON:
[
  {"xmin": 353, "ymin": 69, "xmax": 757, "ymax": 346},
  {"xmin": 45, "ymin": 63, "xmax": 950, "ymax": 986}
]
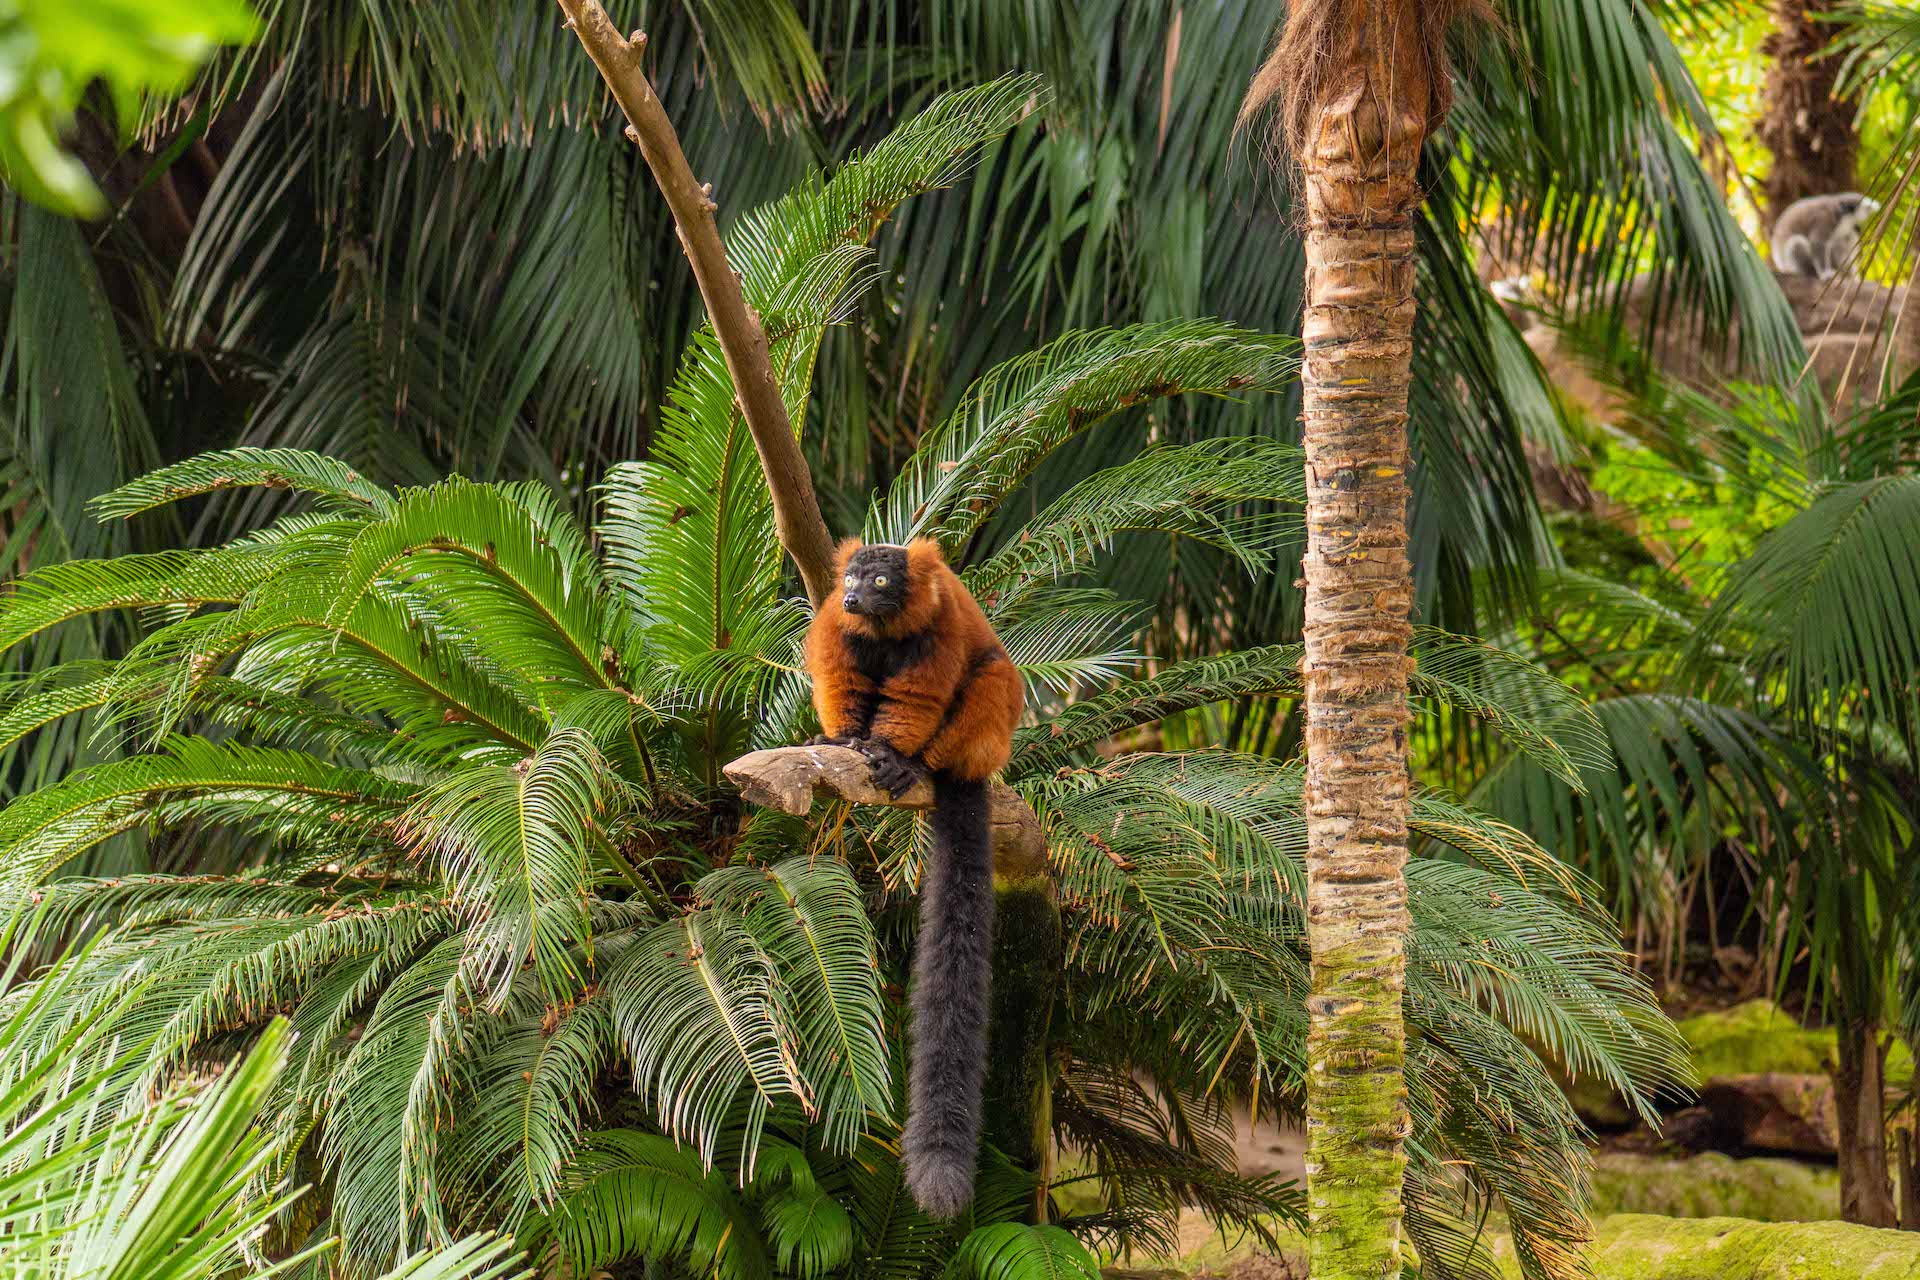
[{"xmin": 901, "ymin": 772, "xmax": 995, "ymax": 1218}]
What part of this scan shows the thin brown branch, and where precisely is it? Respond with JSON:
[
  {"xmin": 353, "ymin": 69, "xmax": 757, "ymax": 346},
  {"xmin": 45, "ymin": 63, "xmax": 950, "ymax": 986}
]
[{"xmin": 556, "ymin": 0, "xmax": 839, "ymax": 608}]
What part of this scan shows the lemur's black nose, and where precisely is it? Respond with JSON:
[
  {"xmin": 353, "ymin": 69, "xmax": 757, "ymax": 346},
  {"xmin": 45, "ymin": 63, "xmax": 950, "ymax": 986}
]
[{"xmin": 843, "ymin": 593, "xmax": 860, "ymax": 611}]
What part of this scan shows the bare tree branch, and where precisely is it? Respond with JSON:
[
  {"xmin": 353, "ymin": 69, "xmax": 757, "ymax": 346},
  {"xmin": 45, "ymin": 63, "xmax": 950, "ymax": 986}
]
[{"xmin": 556, "ymin": 0, "xmax": 839, "ymax": 608}]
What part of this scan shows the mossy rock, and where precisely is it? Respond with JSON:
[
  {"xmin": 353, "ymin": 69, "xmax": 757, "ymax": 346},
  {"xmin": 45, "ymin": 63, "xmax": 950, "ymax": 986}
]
[
  {"xmin": 1674, "ymin": 1001, "xmax": 1913, "ymax": 1085},
  {"xmin": 1574, "ymin": 1214, "xmax": 1920, "ymax": 1279},
  {"xmin": 1590, "ymin": 1152, "xmax": 1838, "ymax": 1222},
  {"xmin": 1676, "ymin": 1001, "xmax": 1831, "ymax": 1079}
]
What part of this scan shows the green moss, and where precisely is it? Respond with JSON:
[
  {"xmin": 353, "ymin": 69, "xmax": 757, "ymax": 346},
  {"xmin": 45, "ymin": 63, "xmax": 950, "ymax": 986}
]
[
  {"xmin": 1673, "ymin": 1001, "xmax": 1912, "ymax": 1086},
  {"xmin": 1303, "ymin": 940, "xmax": 1412, "ymax": 1279},
  {"xmin": 1591, "ymin": 1153, "xmax": 1838, "ymax": 1222},
  {"xmin": 1675, "ymin": 1001, "xmax": 1832, "ymax": 1079},
  {"xmin": 1578, "ymin": 1214, "xmax": 1920, "ymax": 1279},
  {"xmin": 1179, "ymin": 1217, "xmax": 1306, "ymax": 1277},
  {"xmin": 984, "ymin": 880, "xmax": 1059, "ymax": 1174}
]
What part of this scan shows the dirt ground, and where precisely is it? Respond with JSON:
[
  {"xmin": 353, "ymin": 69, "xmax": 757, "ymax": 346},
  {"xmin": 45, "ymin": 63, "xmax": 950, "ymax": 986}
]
[{"xmin": 1232, "ymin": 1105, "xmax": 1307, "ymax": 1184}]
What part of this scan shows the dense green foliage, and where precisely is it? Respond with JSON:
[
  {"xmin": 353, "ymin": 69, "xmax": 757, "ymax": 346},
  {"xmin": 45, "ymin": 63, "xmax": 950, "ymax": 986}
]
[
  {"xmin": 0, "ymin": 79, "xmax": 1688, "ymax": 1280},
  {"xmin": 8, "ymin": 0, "xmax": 1920, "ymax": 1273},
  {"xmin": 0, "ymin": 917, "xmax": 528, "ymax": 1280}
]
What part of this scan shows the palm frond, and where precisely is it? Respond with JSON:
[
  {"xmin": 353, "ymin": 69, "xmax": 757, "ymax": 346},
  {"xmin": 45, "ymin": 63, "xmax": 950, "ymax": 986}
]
[
  {"xmin": 401, "ymin": 727, "xmax": 617, "ymax": 1006},
  {"xmin": 700, "ymin": 857, "xmax": 893, "ymax": 1151},
  {"xmin": 602, "ymin": 910, "xmax": 809, "ymax": 1166},
  {"xmin": 519, "ymin": 1130, "xmax": 772, "ymax": 1280},
  {"xmin": 870, "ymin": 322, "xmax": 1298, "ymax": 550},
  {"xmin": 1701, "ymin": 474, "xmax": 1920, "ymax": 744}
]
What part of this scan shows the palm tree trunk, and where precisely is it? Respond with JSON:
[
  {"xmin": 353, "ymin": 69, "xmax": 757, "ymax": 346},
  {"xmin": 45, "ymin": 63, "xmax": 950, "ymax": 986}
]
[
  {"xmin": 1835, "ymin": 1014, "xmax": 1899, "ymax": 1227},
  {"xmin": 1758, "ymin": 0, "xmax": 1861, "ymax": 224},
  {"xmin": 1242, "ymin": 3, "xmax": 1479, "ymax": 1274}
]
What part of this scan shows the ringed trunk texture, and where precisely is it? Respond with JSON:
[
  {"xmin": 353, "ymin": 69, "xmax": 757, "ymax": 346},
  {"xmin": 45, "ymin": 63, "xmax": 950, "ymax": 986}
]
[
  {"xmin": 1757, "ymin": 0, "xmax": 1860, "ymax": 223},
  {"xmin": 1246, "ymin": 1, "xmax": 1470, "ymax": 1273},
  {"xmin": 1833, "ymin": 1015, "xmax": 1898, "ymax": 1227}
]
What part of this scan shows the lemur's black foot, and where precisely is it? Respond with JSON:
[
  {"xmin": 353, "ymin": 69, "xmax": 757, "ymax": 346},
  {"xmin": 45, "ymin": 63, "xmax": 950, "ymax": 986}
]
[{"xmin": 858, "ymin": 739, "xmax": 925, "ymax": 799}]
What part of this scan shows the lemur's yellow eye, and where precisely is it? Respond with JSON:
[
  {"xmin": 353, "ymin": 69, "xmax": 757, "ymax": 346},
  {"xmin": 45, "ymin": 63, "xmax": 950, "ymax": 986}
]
[
  {"xmin": 844, "ymin": 574, "xmax": 855, "ymax": 587},
  {"xmin": 874, "ymin": 575, "xmax": 888, "ymax": 587}
]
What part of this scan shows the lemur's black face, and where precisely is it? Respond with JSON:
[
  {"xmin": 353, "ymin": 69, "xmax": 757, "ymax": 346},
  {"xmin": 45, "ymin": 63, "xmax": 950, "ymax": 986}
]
[{"xmin": 842, "ymin": 546, "xmax": 910, "ymax": 618}]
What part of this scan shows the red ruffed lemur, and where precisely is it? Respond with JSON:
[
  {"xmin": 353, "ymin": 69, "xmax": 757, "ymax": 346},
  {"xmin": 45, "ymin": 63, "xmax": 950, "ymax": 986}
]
[{"xmin": 804, "ymin": 538, "xmax": 1024, "ymax": 1218}]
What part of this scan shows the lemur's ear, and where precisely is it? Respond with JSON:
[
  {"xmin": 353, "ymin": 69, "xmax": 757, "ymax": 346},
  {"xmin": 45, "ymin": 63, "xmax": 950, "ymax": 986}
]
[
  {"xmin": 905, "ymin": 538, "xmax": 949, "ymax": 564},
  {"xmin": 905, "ymin": 540, "xmax": 948, "ymax": 601},
  {"xmin": 833, "ymin": 538, "xmax": 865, "ymax": 571}
]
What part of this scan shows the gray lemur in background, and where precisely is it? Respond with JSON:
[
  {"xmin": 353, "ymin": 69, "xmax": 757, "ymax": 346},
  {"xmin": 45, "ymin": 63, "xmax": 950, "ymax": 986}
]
[{"xmin": 1771, "ymin": 192, "xmax": 1880, "ymax": 281}]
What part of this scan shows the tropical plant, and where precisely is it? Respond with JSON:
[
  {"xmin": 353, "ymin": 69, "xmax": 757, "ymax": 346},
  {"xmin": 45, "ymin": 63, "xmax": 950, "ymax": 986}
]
[
  {"xmin": 1473, "ymin": 315, "xmax": 1920, "ymax": 1226},
  {"xmin": 0, "ymin": 80, "xmax": 1684, "ymax": 1280},
  {"xmin": 0, "ymin": 0, "xmax": 259, "ymax": 216},
  {"xmin": 0, "ymin": 914, "xmax": 528, "ymax": 1280},
  {"xmin": 1, "ymin": 0, "xmax": 1799, "ymax": 656},
  {"xmin": 1235, "ymin": 2, "xmax": 1476, "ymax": 1274}
]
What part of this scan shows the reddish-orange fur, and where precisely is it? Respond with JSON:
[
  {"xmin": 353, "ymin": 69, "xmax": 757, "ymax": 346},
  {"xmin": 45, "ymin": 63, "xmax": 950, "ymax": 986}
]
[{"xmin": 805, "ymin": 539, "xmax": 1023, "ymax": 781}]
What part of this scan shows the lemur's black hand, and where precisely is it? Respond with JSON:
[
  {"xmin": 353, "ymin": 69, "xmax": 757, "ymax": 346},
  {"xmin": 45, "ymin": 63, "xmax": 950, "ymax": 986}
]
[{"xmin": 858, "ymin": 739, "xmax": 924, "ymax": 799}]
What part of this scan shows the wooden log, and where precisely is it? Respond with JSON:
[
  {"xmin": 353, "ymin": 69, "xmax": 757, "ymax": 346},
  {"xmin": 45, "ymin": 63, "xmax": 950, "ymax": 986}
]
[{"xmin": 722, "ymin": 745, "xmax": 1047, "ymax": 878}]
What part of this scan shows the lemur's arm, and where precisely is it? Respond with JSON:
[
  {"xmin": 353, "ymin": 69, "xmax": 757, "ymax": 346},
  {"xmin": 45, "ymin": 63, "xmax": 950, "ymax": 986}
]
[
  {"xmin": 805, "ymin": 600, "xmax": 876, "ymax": 742},
  {"xmin": 867, "ymin": 633, "xmax": 971, "ymax": 757}
]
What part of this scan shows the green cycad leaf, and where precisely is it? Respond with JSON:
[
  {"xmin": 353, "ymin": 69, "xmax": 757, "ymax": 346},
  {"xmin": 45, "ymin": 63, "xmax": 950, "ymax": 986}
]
[
  {"xmin": 838, "ymin": 1132, "xmax": 951, "ymax": 1280},
  {"xmin": 0, "ymin": 739, "xmax": 414, "ymax": 892},
  {"xmin": 520, "ymin": 1130, "xmax": 772, "ymax": 1280},
  {"xmin": 89, "ymin": 447, "xmax": 396, "ymax": 520},
  {"xmin": 1411, "ymin": 627, "xmax": 1611, "ymax": 790},
  {"xmin": 1048, "ymin": 1063, "xmax": 1303, "ymax": 1252},
  {"xmin": 328, "ymin": 478, "xmax": 615, "ymax": 701},
  {"xmin": 438, "ymin": 995, "xmax": 615, "ymax": 1225},
  {"xmin": 599, "ymin": 75, "xmax": 1040, "ymax": 685},
  {"xmin": 948, "ymin": 1223, "xmax": 1101, "ymax": 1280},
  {"xmin": 603, "ymin": 910, "xmax": 808, "ymax": 1165},
  {"xmin": 401, "ymin": 727, "xmax": 613, "ymax": 1007},
  {"xmin": 701, "ymin": 857, "xmax": 893, "ymax": 1151},
  {"xmin": 240, "ymin": 592, "xmax": 548, "ymax": 755},
  {"xmin": 761, "ymin": 1185, "xmax": 855, "ymax": 1278},
  {"xmin": 1006, "ymin": 645, "xmax": 1304, "ymax": 779},
  {"xmin": 23, "ymin": 872, "xmax": 331, "ymax": 937},
  {"xmin": 152, "ymin": 894, "xmax": 461, "ymax": 1071},
  {"xmin": 0, "ymin": 545, "xmax": 282, "ymax": 659},
  {"xmin": 0, "ymin": 661, "xmax": 119, "ymax": 755},
  {"xmin": 967, "ymin": 437, "xmax": 1305, "ymax": 603},
  {"xmin": 1407, "ymin": 862, "xmax": 1688, "ymax": 1131},
  {"xmin": 990, "ymin": 586, "xmax": 1144, "ymax": 697},
  {"xmin": 1702, "ymin": 474, "xmax": 1920, "ymax": 744},
  {"xmin": 325, "ymin": 938, "xmax": 482, "ymax": 1268},
  {"xmin": 870, "ymin": 322, "xmax": 1297, "ymax": 550}
]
